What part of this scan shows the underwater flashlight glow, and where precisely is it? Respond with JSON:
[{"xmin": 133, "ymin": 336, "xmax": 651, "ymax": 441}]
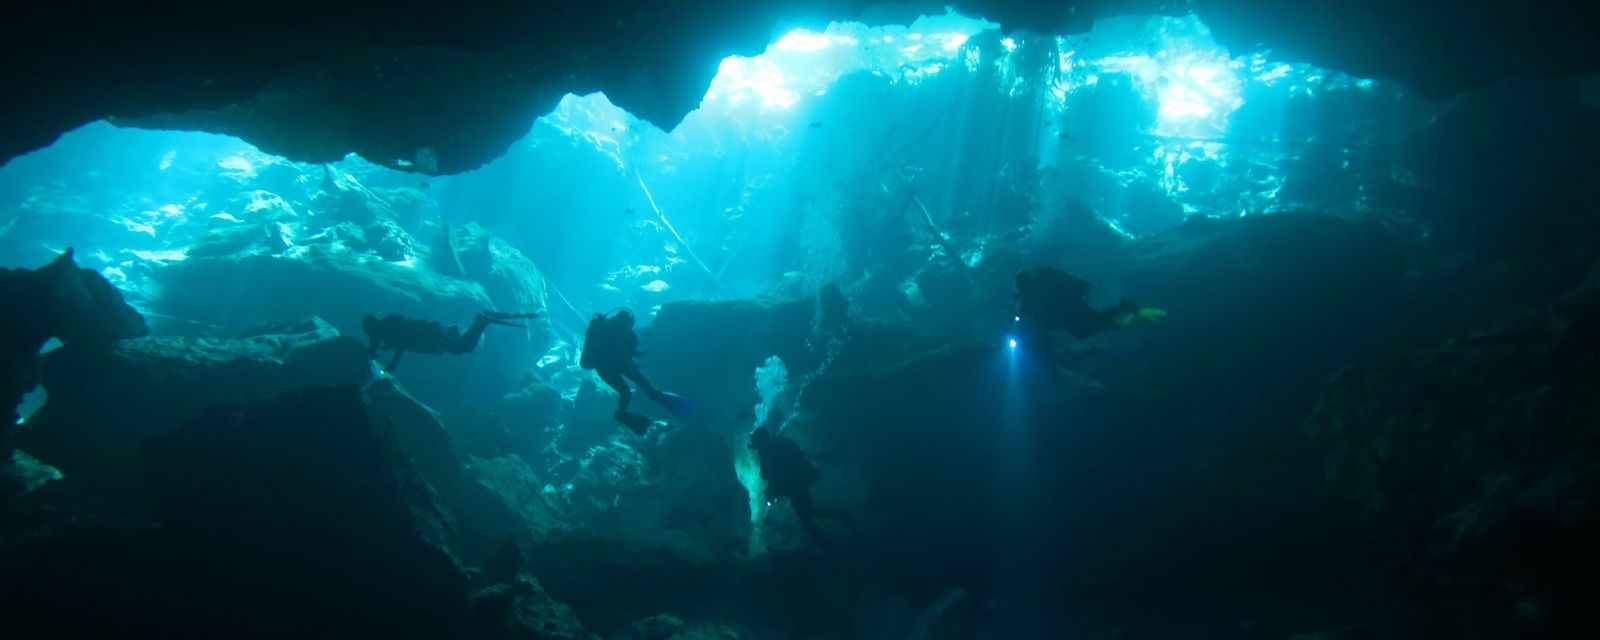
[{"xmin": 1008, "ymin": 338, "xmax": 1018, "ymax": 350}]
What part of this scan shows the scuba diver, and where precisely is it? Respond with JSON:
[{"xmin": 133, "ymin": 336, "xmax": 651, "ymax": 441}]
[
  {"xmin": 362, "ymin": 310, "xmax": 538, "ymax": 371},
  {"xmin": 580, "ymin": 308, "xmax": 693, "ymax": 434},
  {"xmin": 1010, "ymin": 266, "xmax": 1164, "ymax": 355},
  {"xmin": 749, "ymin": 426, "xmax": 852, "ymax": 550}
]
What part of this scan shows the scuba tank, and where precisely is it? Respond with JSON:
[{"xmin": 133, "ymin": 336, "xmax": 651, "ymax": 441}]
[
  {"xmin": 579, "ymin": 313, "xmax": 606, "ymax": 370},
  {"xmin": 580, "ymin": 308, "xmax": 632, "ymax": 370}
]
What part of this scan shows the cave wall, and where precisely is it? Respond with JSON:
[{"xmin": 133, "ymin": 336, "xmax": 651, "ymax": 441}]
[{"xmin": 4, "ymin": 0, "xmax": 1596, "ymax": 175}]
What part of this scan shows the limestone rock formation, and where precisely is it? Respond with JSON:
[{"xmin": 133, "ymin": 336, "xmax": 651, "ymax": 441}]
[
  {"xmin": 16, "ymin": 317, "xmax": 366, "ymax": 512},
  {"xmin": 9, "ymin": 1, "xmax": 1593, "ymax": 174},
  {"xmin": 5, "ymin": 385, "xmax": 474, "ymax": 638},
  {"xmin": 1305, "ymin": 292, "xmax": 1600, "ymax": 636},
  {"xmin": 2, "ymin": 249, "xmax": 147, "ymax": 471}
]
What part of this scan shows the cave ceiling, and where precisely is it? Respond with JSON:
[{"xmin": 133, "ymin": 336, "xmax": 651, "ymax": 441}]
[{"xmin": 3, "ymin": 0, "xmax": 1595, "ymax": 174}]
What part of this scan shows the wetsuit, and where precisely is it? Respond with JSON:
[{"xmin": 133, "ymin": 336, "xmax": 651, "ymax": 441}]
[
  {"xmin": 364, "ymin": 311, "xmax": 534, "ymax": 371},
  {"xmin": 1014, "ymin": 267, "xmax": 1134, "ymax": 340},
  {"xmin": 752, "ymin": 429, "xmax": 851, "ymax": 548},
  {"xmin": 580, "ymin": 312, "xmax": 666, "ymax": 416}
]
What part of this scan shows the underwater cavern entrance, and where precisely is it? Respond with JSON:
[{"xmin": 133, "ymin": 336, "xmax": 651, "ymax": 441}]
[{"xmin": 4, "ymin": 5, "xmax": 1600, "ymax": 639}]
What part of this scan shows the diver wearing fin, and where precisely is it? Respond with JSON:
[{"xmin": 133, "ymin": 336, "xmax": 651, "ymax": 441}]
[
  {"xmin": 362, "ymin": 310, "xmax": 538, "ymax": 371},
  {"xmin": 749, "ymin": 426, "xmax": 853, "ymax": 550},
  {"xmin": 1010, "ymin": 266, "xmax": 1164, "ymax": 356},
  {"xmin": 580, "ymin": 308, "xmax": 693, "ymax": 434}
]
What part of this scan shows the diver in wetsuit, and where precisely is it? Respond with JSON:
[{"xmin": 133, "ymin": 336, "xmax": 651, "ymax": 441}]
[
  {"xmin": 749, "ymin": 426, "xmax": 852, "ymax": 549},
  {"xmin": 362, "ymin": 310, "xmax": 537, "ymax": 371},
  {"xmin": 580, "ymin": 309, "xmax": 692, "ymax": 434},
  {"xmin": 1011, "ymin": 266, "xmax": 1162, "ymax": 356}
]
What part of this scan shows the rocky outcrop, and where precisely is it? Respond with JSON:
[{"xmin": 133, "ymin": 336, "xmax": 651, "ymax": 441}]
[
  {"xmin": 2, "ymin": 250, "xmax": 146, "ymax": 434},
  {"xmin": 153, "ymin": 247, "xmax": 489, "ymax": 330},
  {"xmin": 3, "ymin": 385, "xmax": 474, "ymax": 638},
  {"xmin": 14, "ymin": 318, "xmax": 366, "ymax": 520},
  {"xmin": 22, "ymin": 310, "xmax": 528, "ymax": 563},
  {"xmin": 1399, "ymin": 78, "xmax": 1600, "ymax": 316},
  {"xmin": 20, "ymin": 319, "xmax": 362, "ymax": 462},
  {"xmin": 453, "ymin": 223, "xmax": 551, "ymax": 316},
  {"xmin": 476, "ymin": 422, "xmax": 752, "ymax": 635},
  {"xmin": 451, "ymin": 223, "xmax": 555, "ymax": 391},
  {"xmin": 1305, "ymin": 293, "xmax": 1600, "ymax": 637},
  {"xmin": 1189, "ymin": 1, "xmax": 1600, "ymax": 101},
  {"xmin": 4, "ymin": 2, "xmax": 862, "ymax": 173},
  {"xmin": 365, "ymin": 376, "xmax": 531, "ymax": 563},
  {"xmin": 151, "ymin": 244, "xmax": 545, "ymax": 409},
  {"xmin": 467, "ymin": 454, "xmax": 577, "ymax": 540},
  {"xmin": 6, "ymin": 382, "xmax": 606, "ymax": 638}
]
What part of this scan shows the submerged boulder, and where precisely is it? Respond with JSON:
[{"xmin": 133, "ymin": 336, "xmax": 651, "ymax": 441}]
[
  {"xmin": 1305, "ymin": 294, "xmax": 1600, "ymax": 637},
  {"xmin": 142, "ymin": 384, "xmax": 463, "ymax": 571},
  {"xmin": 16, "ymin": 318, "xmax": 367, "ymax": 512},
  {"xmin": 453, "ymin": 222, "xmax": 550, "ymax": 313},
  {"xmin": 2, "ymin": 249, "xmax": 146, "ymax": 433},
  {"xmin": 467, "ymin": 454, "xmax": 576, "ymax": 540},
  {"xmin": 3, "ymin": 385, "xmax": 474, "ymax": 638},
  {"xmin": 365, "ymin": 376, "xmax": 527, "ymax": 563}
]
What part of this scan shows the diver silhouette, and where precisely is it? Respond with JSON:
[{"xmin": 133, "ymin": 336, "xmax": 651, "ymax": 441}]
[
  {"xmin": 1010, "ymin": 266, "xmax": 1164, "ymax": 356},
  {"xmin": 362, "ymin": 310, "xmax": 537, "ymax": 371},
  {"xmin": 579, "ymin": 308, "xmax": 693, "ymax": 434},
  {"xmin": 749, "ymin": 426, "xmax": 853, "ymax": 550}
]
